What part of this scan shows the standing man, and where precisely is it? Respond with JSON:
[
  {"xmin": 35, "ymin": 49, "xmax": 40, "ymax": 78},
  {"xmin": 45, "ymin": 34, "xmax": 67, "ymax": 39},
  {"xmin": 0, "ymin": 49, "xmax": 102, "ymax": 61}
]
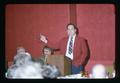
[{"xmin": 40, "ymin": 23, "xmax": 90, "ymax": 74}]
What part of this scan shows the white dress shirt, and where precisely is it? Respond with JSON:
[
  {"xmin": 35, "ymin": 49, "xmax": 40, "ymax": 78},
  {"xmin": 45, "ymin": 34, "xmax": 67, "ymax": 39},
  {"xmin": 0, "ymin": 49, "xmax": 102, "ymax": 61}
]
[{"xmin": 65, "ymin": 34, "xmax": 76, "ymax": 60}]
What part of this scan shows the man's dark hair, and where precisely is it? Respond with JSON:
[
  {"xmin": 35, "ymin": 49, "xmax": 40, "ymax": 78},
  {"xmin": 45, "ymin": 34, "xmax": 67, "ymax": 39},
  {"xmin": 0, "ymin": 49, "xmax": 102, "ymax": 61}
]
[{"xmin": 66, "ymin": 23, "xmax": 79, "ymax": 35}]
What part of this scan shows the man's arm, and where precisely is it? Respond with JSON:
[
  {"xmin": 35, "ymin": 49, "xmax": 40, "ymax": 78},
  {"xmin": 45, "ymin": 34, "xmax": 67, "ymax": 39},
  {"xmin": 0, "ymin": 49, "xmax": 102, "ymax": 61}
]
[
  {"xmin": 80, "ymin": 39, "xmax": 90, "ymax": 67},
  {"xmin": 40, "ymin": 34, "xmax": 48, "ymax": 44},
  {"xmin": 40, "ymin": 34, "xmax": 60, "ymax": 50}
]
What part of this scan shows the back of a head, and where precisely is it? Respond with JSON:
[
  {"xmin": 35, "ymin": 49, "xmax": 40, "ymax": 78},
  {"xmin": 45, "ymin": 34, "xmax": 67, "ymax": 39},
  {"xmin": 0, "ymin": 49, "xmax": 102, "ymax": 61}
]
[
  {"xmin": 91, "ymin": 64, "xmax": 107, "ymax": 78},
  {"xmin": 14, "ymin": 53, "xmax": 32, "ymax": 66},
  {"xmin": 41, "ymin": 64, "xmax": 61, "ymax": 79},
  {"xmin": 7, "ymin": 61, "xmax": 43, "ymax": 79}
]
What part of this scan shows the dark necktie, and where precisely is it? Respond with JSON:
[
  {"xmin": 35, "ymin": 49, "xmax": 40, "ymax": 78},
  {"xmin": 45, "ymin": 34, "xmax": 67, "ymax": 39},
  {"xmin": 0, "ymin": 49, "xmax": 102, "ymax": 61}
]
[{"xmin": 68, "ymin": 37, "xmax": 73, "ymax": 55}]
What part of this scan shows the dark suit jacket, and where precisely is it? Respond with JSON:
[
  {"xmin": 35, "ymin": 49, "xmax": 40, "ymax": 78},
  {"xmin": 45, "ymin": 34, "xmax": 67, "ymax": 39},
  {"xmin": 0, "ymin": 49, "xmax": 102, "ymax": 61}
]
[{"xmin": 47, "ymin": 36, "xmax": 90, "ymax": 67}]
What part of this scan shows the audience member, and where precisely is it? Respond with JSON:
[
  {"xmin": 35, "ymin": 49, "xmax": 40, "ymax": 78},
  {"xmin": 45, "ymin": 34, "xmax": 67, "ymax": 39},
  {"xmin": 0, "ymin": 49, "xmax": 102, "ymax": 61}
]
[
  {"xmin": 34, "ymin": 46, "xmax": 54, "ymax": 65},
  {"xmin": 90, "ymin": 64, "xmax": 107, "ymax": 78},
  {"xmin": 6, "ymin": 47, "xmax": 60, "ymax": 79}
]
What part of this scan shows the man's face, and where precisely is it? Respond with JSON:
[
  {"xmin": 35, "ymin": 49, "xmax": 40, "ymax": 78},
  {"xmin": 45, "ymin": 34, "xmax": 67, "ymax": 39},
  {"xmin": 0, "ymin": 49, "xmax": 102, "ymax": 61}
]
[
  {"xmin": 43, "ymin": 49, "xmax": 52, "ymax": 56},
  {"xmin": 17, "ymin": 48, "xmax": 25, "ymax": 54},
  {"xmin": 67, "ymin": 25, "xmax": 76, "ymax": 37}
]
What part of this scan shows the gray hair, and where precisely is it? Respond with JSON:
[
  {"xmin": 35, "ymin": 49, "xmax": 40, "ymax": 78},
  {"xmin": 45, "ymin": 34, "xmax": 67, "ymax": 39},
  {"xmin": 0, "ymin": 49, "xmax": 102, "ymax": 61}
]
[
  {"xmin": 41, "ymin": 64, "xmax": 61, "ymax": 79},
  {"xmin": 13, "ymin": 53, "xmax": 32, "ymax": 66},
  {"xmin": 6, "ymin": 53, "xmax": 61, "ymax": 79},
  {"xmin": 6, "ymin": 61, "xmax": 43, "ymax": 79}
]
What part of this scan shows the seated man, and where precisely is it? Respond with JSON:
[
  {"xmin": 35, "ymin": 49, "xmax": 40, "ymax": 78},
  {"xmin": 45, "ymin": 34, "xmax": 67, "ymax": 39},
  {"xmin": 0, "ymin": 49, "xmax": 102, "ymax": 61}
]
[
  {"xmin": 13, "ymin": 46, "xmax": 32, "ymax": 65},
  {"xmin": 35, "ymin": 46, "xmax": 54, "ymax": 65},
  {"xmin": 6, "ymin": 53, "xmax": 33, "ymax": 78}
]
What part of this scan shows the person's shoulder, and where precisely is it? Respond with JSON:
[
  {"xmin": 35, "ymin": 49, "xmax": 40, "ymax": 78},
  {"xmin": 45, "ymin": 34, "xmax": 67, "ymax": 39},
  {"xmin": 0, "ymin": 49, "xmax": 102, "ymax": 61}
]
[
  {"xmin": 25, "ymin": 52, "xmax": 31, "ymax": 57},
  {"xmin": 40, "ymin": 55, "xmax": 45, "ymax": 58},
  {"xmin": 39, "ymin": 55, "xmax": 45, "ymax": 60}
]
